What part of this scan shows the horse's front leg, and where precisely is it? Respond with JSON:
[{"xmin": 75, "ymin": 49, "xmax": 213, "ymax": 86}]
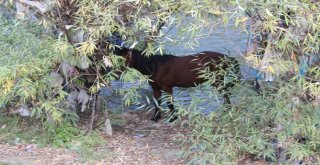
[
  {"xmin": 151, "ymin": 88, "xmax": 162, "ymax": 121},
  {"xmin": 167, "ymin": 97, "xmax": 178, "ymax": 122},
  {"xmin": 163, "ymin": 87, "xmax": 178, "ymax": 122}
]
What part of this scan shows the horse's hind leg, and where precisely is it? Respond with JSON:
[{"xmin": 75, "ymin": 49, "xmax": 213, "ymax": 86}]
[
  {"xmin": 151, "ymin": 88, "xmax": 162, "ymax": 121},
  {"xmin": 167, "ymin": 99, "xmax": 178, "ymax": 122},
  {"xmin": 163, "ymin": 87, "xmax": 178, "ymax": 122},
  {"xmin": 218, "ymin": 85, "xmax": 233, "ymax": 105}
]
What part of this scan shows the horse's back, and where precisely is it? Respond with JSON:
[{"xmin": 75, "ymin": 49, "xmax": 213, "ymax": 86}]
[
  {"xmin": 154, "ymin": 55, "xmax": 202, "ymax": 87},
  {"xmin": 153, "ymin": 51, "xmax": 240, "ymax": 87},
  {"xmin": 198, "ymin": 51, "xmax": 232, "ymax": 62},
  {"xmin": 195, "ymin": 51, "xmax": 241, "ymax": 81}
]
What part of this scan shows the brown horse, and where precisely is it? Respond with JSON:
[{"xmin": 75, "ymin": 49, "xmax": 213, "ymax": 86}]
[{"xmin": 113, "ymin": 46, "xmax": 241, "ymax": 122}]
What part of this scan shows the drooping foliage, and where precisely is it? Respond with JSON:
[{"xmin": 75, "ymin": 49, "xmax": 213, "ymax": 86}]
[
  {"xmin": 0, "ymin": 17, "xmax": 71, "ymax": 122},
  {"xmin": 0, "ymin": 0, "xmax": 320, "ymax": 163}
]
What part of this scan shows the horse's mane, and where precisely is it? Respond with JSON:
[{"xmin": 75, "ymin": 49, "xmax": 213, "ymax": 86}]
[{"xmin": 130, "ymin": 49, "xmax": 174, "ymax": 75}]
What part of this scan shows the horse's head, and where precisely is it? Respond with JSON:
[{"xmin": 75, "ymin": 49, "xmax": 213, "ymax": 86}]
[{"xmin": 112, "ymin": 42, "xmax": 138, "ymax": 68}]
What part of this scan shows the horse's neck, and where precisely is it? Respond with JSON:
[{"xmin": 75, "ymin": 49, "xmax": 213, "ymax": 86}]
[{"xmin": 131, "ymin": 52, "xmax": 154, "ymax": 76}]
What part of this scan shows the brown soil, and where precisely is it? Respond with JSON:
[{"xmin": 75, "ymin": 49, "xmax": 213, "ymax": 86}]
[
  {"xmin": 0, "ymin": 110, "xmax": 189, "ymax": 165},
  {"xmin": 0, "ymin": 110, "xmax": 281, "ymax": 165}
]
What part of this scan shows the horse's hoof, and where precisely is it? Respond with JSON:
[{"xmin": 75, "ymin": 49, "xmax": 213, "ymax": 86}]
[
  {"xmin": 150, "ymin": 115, "xmax": 161, "ymax": 122},
  {"xmin": 168, "ymin": 115, "xmax": 178, "ymax": 122},
  {"xmin": 150, "ymin": 117, "xmax": 158, "ymax": 122}
]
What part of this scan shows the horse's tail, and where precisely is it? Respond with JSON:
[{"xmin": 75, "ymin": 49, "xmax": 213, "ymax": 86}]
[{"xmin": 219, "ymin": 56, "xmax": 241, "ymax": 104}]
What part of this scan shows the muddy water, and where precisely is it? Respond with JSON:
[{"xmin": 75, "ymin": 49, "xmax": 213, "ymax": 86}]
[{"xmin": 102, "ymin": 23, "xmax": 256, "ymax": 113}]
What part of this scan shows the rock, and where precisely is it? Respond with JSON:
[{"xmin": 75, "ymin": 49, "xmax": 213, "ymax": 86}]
[
  {"xmin": 77, "ymin": 88, "xmax": 90, "ymax": 112},
  {"xmin": 104, "ymin": 118, "xmax": 113, "ymax": 137},
  {"xmin": 67, "ymin": 90, "xmax": 79, "ymax": 110},
  {"xmin": 133, "ymin": 133, "xmax": 144, "ymax": 138},
  {"xmin": 18, "ymin": 106, "xmax": 31, "ymax": 117},
  {"xmin": 49, "ymin": 72, "xmax": 64, "ymax": 88},
  {"xmin": 13, "ymin": 138, "xmax": 20, "ymax": 145}
]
